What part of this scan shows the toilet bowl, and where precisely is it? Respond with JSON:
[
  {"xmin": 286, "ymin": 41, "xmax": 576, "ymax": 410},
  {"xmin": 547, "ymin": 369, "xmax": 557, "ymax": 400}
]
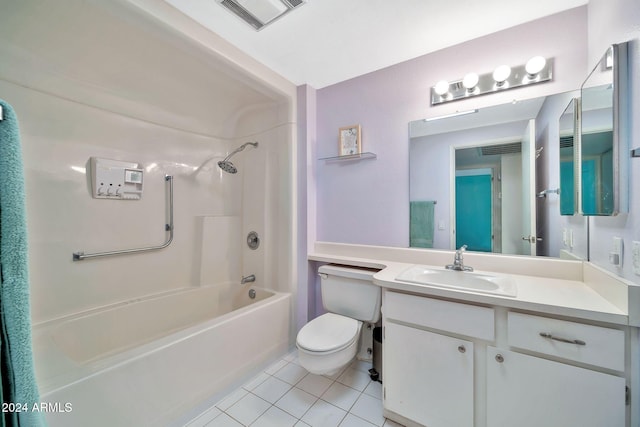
[
  {"xmin": 296, "ymin": 313, "xmax": 362, "ymax": 375},
  {"xmin": 296, "ymin": 265, "xmax": 381, "ymax": 376}
]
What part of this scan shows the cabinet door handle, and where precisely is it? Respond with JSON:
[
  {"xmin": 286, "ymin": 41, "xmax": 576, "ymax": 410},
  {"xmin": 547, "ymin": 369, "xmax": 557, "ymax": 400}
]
[
  {"xmin": 458, "ymin": 345, "xmax": 466, "ymax": 353},
  {"xmin": 539, "ymin": 332, "xmax": 586, "ymax": 346},
  {"xmin": 495, "ymin": 354, "xmax": 504, "ymax": 363}
]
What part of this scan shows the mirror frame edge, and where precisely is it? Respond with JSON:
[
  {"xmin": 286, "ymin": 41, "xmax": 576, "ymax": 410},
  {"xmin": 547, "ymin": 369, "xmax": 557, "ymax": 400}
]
[
  {"xmin": 578, "ymin": 41, "xmax": 630, "ymax": 216},
  {"xmin": 613, "ymin": 41, "xmax": 630, "ymax": 215}
]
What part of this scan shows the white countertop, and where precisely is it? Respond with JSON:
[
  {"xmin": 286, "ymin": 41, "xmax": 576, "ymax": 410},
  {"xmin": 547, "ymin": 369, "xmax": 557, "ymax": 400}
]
[{"xmin": 309, "ymin": 242, "xmax": 636, "ymax": 326}]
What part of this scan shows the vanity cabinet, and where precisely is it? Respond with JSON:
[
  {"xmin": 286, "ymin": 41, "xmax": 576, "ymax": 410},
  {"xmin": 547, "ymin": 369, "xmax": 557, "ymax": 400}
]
[
  {"xmin": 488, "ymin": 311, "xmax": 627, "ymax": 427},
  {"xmin": 486, "ymin": 347, "xmax": 625, "ymax": 427},
  {"xmin": 384, "ymin": 322, "xmax": 474, "ymax": 427},
  {"xmin": 383, "ymin": 290, "xmax": 495, "ymax": 427},
  {"xmin": 382, "ymin": 290, "xmax": 628, "ymax": 427}
]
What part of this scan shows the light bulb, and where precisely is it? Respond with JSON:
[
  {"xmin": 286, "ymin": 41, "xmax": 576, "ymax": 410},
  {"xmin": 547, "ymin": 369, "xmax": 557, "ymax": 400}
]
[
  {"xmin": 434, "ymin": 80, "xmax": 450, "ymax": 96},
  {"xmin": 525, "ymin": 56, "xmax": 546, "ymax": 76},
  {"xmin": 493, "ymin": 65, "xmax": 511, "ymax": 86},
  {"xmin": 462, "ymin": 73, "xmax": 479, "ymax": 91}
]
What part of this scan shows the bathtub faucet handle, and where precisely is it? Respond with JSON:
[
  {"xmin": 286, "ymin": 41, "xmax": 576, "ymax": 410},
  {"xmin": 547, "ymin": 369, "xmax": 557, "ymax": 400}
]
[{"xmin": 241, "ymin": 274, "xmax": 256, "ymax": 284}]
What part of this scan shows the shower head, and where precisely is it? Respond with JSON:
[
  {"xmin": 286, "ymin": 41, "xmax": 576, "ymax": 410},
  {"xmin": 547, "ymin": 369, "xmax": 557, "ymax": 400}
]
[
  {"xmin": 217, "ymin": 142, "xmax": 258, "ymax": 174},
  {"xmin": 217, "ymin": 160, "xmax": 238, "ymax": 174}
]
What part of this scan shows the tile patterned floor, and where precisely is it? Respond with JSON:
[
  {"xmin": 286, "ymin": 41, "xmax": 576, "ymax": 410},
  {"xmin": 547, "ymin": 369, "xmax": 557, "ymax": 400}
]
[{"xmin": 185, "ymin": 350, "xmax": 404, "ymax": 427}]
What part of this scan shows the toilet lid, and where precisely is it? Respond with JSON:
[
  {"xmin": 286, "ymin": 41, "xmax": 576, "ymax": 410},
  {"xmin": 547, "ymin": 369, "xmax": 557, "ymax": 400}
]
[{"xmin": 297, "ymin": 313, "xmax": 360, "ymax": 352}]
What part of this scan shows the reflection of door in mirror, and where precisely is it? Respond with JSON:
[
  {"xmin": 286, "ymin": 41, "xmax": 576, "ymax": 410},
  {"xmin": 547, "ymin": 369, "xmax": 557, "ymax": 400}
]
[
  {"xmin": 521, "ymin": 120, "xmax": 537, "ymax": 256},
  {"xmin": 579, "ymin": 42, "xmax": 629, "ymax": 215},
  {"xmin": 409, "ymin": 93, "xmax": 587, "ymax": 259},
  {"xmin": 559, "ymin": 98, "xmax": 578, "ymax": 215},
  {"xmin": 455, "ymin": 169, "xmax": 493, "ymax": 252},
  {"xmin": 452, "ymin": 119, "xmax": 535, "ymax": 256},
  {"xmin": 581, "ymin": 90, "xmax": 614, "ymax": 215},
  {"xmin": 581, "ymin": 127, "xmax": 614, "ymax": 215}
]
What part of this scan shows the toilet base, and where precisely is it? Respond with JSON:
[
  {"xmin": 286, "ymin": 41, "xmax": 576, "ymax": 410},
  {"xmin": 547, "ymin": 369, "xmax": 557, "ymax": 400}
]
[{"xmin": 296, "ymin": 336, "xmax": 359, "ymax": 376}]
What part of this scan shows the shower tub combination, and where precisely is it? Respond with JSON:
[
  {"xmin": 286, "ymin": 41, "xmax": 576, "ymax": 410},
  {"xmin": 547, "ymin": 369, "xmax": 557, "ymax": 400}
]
[
  {"xmin": 33, "ymin": 283, "xmax": 291, "ymax": 426},
  {"xmin": 31, "ymin": 137, "xmax": 291, "ymax": 425}
]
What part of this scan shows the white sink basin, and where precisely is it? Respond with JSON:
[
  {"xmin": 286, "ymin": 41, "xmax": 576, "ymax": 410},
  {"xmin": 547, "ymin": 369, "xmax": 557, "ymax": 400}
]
[{"xmin": 395, "ymin": 265, "xmax": 517, "ymax": 297}]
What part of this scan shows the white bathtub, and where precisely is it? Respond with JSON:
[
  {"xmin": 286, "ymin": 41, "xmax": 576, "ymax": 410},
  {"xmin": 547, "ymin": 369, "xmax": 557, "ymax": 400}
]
[{"xmin": 33, "ymin": 284, "xmax": 291, "ymax": 426}]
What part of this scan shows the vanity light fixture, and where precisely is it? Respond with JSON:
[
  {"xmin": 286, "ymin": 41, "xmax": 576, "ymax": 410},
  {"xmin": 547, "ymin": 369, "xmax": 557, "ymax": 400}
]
[
  {"xmin": 525, "ymin": 56, "xmax": 547, "ymax": 79},
  {"xmin": 434, "ymin": 80, "xmax": 450, "ymax": 96},
  {"xmin": 462, "ymin": 73, "xmax": 480, "ymax": 92},
  {"xmin": 493, "ymin": 65, "xmax": 511, "ymax": 87},
  {"xmin": 431, "ymin": 56, "xmax": 553, "ymax": 105}
]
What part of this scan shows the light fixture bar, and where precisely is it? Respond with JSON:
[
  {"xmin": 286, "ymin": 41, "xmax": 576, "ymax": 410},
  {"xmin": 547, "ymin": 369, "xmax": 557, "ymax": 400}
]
[
  {"xmin": 431, "ymin": 58, "xmax": 553, "ymax": 105},
  {"xmin": 424, "ymin": 109, "xmax": 479, "ymax": 122}
]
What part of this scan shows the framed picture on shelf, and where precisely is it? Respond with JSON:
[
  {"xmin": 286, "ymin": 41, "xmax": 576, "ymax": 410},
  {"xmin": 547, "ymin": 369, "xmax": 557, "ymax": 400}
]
[{"xmin": 338, "ymin": 125, "xmax": 362, "ymax": 156}]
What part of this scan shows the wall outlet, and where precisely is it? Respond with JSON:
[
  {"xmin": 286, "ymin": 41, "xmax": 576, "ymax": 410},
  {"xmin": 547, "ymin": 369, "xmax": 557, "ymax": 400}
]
[{"xmin": 633, "ymin": 241, "xmax": 640, "ymax": 276}]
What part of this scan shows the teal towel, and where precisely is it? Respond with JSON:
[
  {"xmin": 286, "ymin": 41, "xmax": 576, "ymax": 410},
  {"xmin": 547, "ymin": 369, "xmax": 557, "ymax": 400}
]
[
  {"xmin": 0, "ymin": 100, "xmax": 46, "ymax": 426},
  {"xmin": 410, "ymin": 201, "xmax": 435, "ymax": 248}
]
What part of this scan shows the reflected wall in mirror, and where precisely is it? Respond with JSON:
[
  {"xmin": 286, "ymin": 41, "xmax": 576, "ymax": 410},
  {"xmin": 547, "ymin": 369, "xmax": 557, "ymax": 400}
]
[
  {"xmin": 559, "ymin": 98, "xmax": 579, "ymax": 215},
  {"xmin": 409, "ymin": 92, "xmax": 586, "ymax": 259},
  {"xmin": 579, "ymin": 42, "xmax": 629, "ymax": 215}
]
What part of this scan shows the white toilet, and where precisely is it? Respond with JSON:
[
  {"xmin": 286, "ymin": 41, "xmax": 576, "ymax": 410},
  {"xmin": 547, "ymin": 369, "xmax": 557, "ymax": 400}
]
[{"xmin": 296, "ymin": 264, "xmax": 381, "ymax": 375}]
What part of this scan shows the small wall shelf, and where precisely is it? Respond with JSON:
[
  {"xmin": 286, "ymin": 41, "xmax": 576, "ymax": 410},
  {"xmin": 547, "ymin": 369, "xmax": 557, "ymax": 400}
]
[{"xmin": 319, "ymin": 152, "xmax": 377, "ymax": 162}]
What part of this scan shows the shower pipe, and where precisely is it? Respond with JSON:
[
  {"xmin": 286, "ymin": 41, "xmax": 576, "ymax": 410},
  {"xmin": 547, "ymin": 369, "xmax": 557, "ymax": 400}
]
[{"xmin": 73, "ymin": 175, "xmax": 174, "ymax": 261}]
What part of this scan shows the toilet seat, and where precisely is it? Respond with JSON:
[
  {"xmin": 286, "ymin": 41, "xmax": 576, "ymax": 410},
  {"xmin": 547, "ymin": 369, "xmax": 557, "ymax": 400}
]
[{"xmin": 297, "ymin": 313, "xmax": 360, "ymax": 354}]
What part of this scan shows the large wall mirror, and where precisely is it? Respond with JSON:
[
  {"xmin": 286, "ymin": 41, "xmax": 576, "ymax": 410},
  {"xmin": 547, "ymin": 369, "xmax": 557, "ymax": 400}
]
[
  {"xmin": 579, "ymin": 42, "xmax": 630, "ymax": 215},
  {"xmin": 409, "ymin": 92, "xmax": 586, "ymax": 259}
]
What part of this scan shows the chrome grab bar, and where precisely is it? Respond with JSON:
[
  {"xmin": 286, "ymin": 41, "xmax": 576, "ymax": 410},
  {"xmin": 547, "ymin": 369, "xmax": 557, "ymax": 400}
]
[
  {"xmin": 73, "ymin": 175, "xmax": 174, "ymax": 261},
  {"xmin": 539, "ymin": 332, "xmax": 586, "ymax": 346}
]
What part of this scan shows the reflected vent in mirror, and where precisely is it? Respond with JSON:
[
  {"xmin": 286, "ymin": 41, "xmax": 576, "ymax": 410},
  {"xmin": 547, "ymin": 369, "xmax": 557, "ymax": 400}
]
[
  {"xmin": 560, "ymin": 136, "xmax": 574, "ymax": 148},
  {"xmin": 480, "ymin": 142, "xmax": 521, "ymax": 156},
  {"xmin": 218, "ymin": 0, "xmax": 306, "ymax": 31}
]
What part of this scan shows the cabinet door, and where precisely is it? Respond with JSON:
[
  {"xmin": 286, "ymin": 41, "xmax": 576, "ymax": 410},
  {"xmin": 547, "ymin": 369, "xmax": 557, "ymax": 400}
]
[
  {"xmin": 487, "ymin": 347, "xmax": 625, "ymax": 427},
  {"xmin": 383, "ymin": 321, "xmax": 474, "ymax": 427}
]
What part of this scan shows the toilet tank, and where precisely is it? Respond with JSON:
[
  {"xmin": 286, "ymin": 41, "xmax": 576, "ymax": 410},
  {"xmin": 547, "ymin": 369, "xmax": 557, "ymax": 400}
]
[{"xmin": 318, "ymin": 264, "xmax": 381, "ymax": 323}]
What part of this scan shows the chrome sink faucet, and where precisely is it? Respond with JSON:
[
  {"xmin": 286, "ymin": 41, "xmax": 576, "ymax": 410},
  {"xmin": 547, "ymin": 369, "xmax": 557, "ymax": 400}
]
[{"xmin": 446, "ymin": 245, "xmax": 474, "ymax": 271}]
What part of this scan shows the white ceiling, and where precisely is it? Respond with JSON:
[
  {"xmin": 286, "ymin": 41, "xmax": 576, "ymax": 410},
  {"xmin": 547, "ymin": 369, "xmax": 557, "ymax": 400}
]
[{"xmin": 164, "ymin": 0, "xmax": 587, "ymax": 89}]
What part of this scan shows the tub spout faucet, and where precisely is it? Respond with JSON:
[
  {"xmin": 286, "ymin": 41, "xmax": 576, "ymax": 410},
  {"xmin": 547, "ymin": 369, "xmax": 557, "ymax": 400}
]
[
  {"xmin": 241, "ymin": 274, "xmax": 256, "ymax": 284},
  {"xmin": 446, "ymin": 245, "xmax": 474, "ymax": 272}
]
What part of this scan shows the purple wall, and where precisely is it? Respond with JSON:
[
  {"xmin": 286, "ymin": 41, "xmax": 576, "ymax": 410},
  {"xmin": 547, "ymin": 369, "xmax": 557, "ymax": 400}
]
[{"xmin": 312, "ymin": 7, "xmax": 588, "ymax": 247}]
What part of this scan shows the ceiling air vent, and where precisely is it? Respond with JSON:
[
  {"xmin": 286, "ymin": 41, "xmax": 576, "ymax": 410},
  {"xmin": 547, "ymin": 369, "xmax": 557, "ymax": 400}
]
[
  {"xmin": 480, "ymin": 142, "xmax": 522, "ymax": 156},
  {"xmin": 218, "ymin": 0, "xmax": 306, "ymax": 31}
]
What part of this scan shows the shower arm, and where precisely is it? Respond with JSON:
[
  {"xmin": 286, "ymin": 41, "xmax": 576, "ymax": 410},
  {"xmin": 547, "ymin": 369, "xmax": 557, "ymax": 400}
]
[
  {"xmin": 73, "ymin": 175, "xmax": 174, "ymax": 261},
  {"xmin": 222, "ymin": 141, "xmax": 258, "ymax": 161}
]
